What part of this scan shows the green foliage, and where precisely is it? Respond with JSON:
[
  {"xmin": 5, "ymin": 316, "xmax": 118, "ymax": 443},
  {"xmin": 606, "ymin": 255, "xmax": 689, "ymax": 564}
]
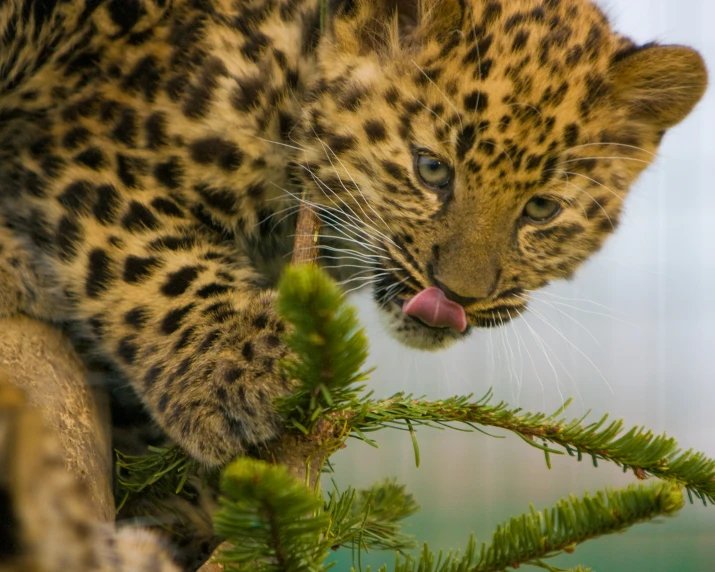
[
  {"xmin": 345, "ymin": 392, "xmax": 715, "ymax": 505},
  {"xmin": 387, "ymin": 481, "xmax": 683, "ymax": 572},
  {"xmin": 113, "ymin": 265, "xmax": 715, "ymax": 572},
  {"xmin": 213, "ymin": 460, "xmax": 417, "ymax": 571},
  {"xmin": 214, "ymin": 458, "xmax": 330, "ymax": 571},
  {"xmin": 114, "ymin": 445, "xmax": 204, "ymax": 511},
  {"xmin": 324, "ymin": 479, "xmax": 420, "ymax": 553},
  {"xmin": 276, "ymin": 264, "xmax": 371, "ymax": 433},
  {"xmin": 212, "ymin": 457, "xmax": 682, "ymax": 572}
]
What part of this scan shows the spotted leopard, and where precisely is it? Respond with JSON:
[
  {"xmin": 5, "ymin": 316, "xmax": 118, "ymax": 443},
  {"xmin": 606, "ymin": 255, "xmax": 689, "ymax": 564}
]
[{"xmin": 0, "ymin": 0, "xmax": 707, "ymax": 470}]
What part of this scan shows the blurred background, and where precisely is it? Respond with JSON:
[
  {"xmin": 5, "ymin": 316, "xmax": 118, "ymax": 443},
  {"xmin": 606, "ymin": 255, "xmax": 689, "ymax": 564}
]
[{"xmin": 327, "ymin": 1, "xmax": 715, "ymax": 570}]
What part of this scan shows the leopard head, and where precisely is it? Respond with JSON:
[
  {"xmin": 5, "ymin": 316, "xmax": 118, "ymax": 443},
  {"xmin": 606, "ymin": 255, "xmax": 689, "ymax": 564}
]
[{"xmin": 294, "ymin": 0, "xmax": 708, "ymax": 350}]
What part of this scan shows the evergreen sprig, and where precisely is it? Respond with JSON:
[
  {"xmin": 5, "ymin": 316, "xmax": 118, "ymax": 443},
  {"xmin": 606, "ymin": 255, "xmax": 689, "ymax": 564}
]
[
  {"xmin": 112, "ymin": 265, "xmax": 715, "ymax": 572},
  {"xmin": 114, "ymin": 445, "xmax": 202, "ymax": 511},
  {"xmin": 344, "ymin": 392, "xmax": 715, "ymax": 505},
  {"xmin": 324, "ymin": 479, "xmax": 420, "ymax": 553},
  {"xmin": 214, "ymin": 458, "xmax": 331, "ymax": 571},
  {"xmin": 386, "ymin": 481, "xmax": 683, "ymax": 572},
  {"xmin": 213, "ymin": 460, "xmax": 418, "ymax": 571},
  {"xmin": 212, "ymin": 458, "xmax": 682, "ymax": 572},
  {"xmin": 275, "ymin": 264, "xmax": 372, "ymax": 433}
]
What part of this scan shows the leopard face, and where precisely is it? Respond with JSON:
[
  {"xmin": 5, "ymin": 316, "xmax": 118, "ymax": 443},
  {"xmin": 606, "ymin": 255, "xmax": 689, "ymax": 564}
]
[{"xmin": 296, "ymin": 0, "xmax": 708, "ymax": 350}]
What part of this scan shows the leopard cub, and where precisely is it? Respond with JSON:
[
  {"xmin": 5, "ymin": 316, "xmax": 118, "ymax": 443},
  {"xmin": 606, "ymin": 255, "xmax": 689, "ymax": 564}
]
[{"xmin": 0, "ymin": 0, "xmax": 707, "ymax": 465}]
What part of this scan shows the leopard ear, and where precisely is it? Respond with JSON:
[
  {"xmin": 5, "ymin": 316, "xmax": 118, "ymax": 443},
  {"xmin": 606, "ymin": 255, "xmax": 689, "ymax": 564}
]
[{"xmin": 610, "ymin": 44, "xmax": 708, "ymax": 129}]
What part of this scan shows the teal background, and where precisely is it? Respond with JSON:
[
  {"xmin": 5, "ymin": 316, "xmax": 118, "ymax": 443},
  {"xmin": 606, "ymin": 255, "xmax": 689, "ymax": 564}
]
[{"xmin": 325, "ymin": 1, "xmax": 715, "ymax": 570}]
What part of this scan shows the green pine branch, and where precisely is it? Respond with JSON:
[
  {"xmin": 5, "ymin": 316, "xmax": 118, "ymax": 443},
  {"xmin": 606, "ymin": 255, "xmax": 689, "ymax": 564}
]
[
  {"xmin": 324, "ymin": 479, "xmax": 420, "ymax": 553},
  {"xmin": 112, "ymin": 265, "xmax": 715, "ymax": 572},
  {"xmin": 275, "ymin": 264, "xmax": 371, "ymax": 434},
  {"xmin": 114, "ymin": 445, "xmax": 203, "ymax": 511},
  {"xmin": 212, "ymin": 459, "xmax": 682, "ymax": 572},
  {"xmin": 343, "ymin": 392, "xmax": 715, "ymax": 505},
  {"xmin": 381, "ymin": 481, "xmax": 683, "ymax": 572},
  {"xmin": 213, "ymin": 458, "xmax": 330, "ymax": 571},
  {"xmin": 213, "ymin": 460, "xmax": 418, "ymax": 571}
]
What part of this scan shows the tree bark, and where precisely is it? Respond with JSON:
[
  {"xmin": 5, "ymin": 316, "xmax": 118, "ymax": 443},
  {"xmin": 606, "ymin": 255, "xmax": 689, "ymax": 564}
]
[{"xmin": 0, "ymin": 316, "xmax": 113, "ymax": 523}]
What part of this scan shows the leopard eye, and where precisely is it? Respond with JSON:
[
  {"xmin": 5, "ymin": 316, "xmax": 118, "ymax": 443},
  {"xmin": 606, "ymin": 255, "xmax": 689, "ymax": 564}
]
[
  {"xmin": 415, "ymin": 154, "xmax": 452, "ymax": 189},
  {"xmin": 523, "ymin": 196, "xmax": 562, "ymax": 223}
]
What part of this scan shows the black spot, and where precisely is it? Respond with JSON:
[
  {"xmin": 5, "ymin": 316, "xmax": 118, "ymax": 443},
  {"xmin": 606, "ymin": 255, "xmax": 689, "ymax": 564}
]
[
  {"xmin": 242, "ymin": 341, "xmax": 254, "ymax": 361},
  {"xmin": 540, "ymin": 156, "xmax": 559, "ymax": 184},
  {"xmin": 154, "ymin": 157, "xmax": 184, "ymax": 189},
  {"xmin": 145, "ymin": 112, "xmax": 168, "ymax": 148},
  {"xmin": 265, "ymin": 334, "xmax": 281, "ymax": 348},
  {"xmin": 165, "ymin": 73, "xmax": 188, "ymax": 101},
  {"xmin": 457, "ymin": 124, "xmax": 477, "ymax": 160},
  {"xmin": 161, "ymin": 266, "xmax": 204, "ymax": 297},
  {"xmin": 24, "ymin": 171, "xmax": 46, "ymax": 197},
  {"xmin": 189, "ymin": 137, "xmax": 244, "ymax": 171},
  {"xmin": 94, "ymin": 184, "xmax": 121, "ymax": 224},
  {"xmin": 157, "ymin": 393, "xmax": 170, "ymax": 413},
  {"xmin": 58, "ymin": 181, "xmax": 91, "ymax": 214},
  {"xmin": 161, "ymin": 303, "xmax": 195, "ymax": 335},
  {"xmin": 122, "ymin": 201, "xmax": 160, "ymax": 231},
  {"xmin": 511, "ymin": 29, "xmax": 530, "ymax": 52},
  {"xmin": 112, "ymin": 108, "xmax": 138, "ymax": 145},
  {"xmin": 123, "ymin": 255, "xmax": 162, "ymax": 283},
  {"xmin": 116, "ymin": 153, "xmax": 147, "ymax": 189},
  {"xmin": 224, "ymin": 366, "xmax": 244, "ymax": 383},
  {"xmin": 174, "ymin": 325, "xmax": 196, "ymax": 350},
  {"xmin": 117, "ymin": 336, "xmax": 138, "ymax": 364},
  {"xmin": 197, "ymin": 283, "xmax": 232, "ymax": 298},
  {"xmin": 122, "ymin": 55, "xmax": 161, "ymax": 102},
  {"xmin": 88, "ymin": 315, "xmax": 106, "ymax": 339},
  {"xmin": 108, "ymin": 0, "xmax": 142, "ymax": 35},
  {"xmin": 75, "ymin": 147, "xmax": 106, "ymax": 170},
  {"xmin": 564, "ymin": 123, "xmax": 580, "ymax": 148},
  {"xmin": 566, "ymin": 45, "xmax": 584, "ymax": 67},
  {"xmin": 241, "ymin": 30, "xmax": 270, "ymax": 61},
  {"xmin": 150, "ymin": 235, "xmax": 196, "ymax": 251},
  {"xmin": 463, "ymin": 35, "xmax": 493, "ymax": 64},
  {"xmin": 363, "ymin": 119, "xmax": 387, "ymax": 143},
  {"xmin": 86, "ymin": 248, "xmax": 113, "ymax": 298},
  {"xmin": 151, "ymin": 197, "xmax": 184, "ymax": 217},
  {"xmin": 384, "ymin": 86, "xmax": 400, "ymax": 107},
  {"xmin": 382, "ymin": 161, "xmax": 408, "ymax": 181},
  {"xmin": 326, "ymin": 134, "xmax": 356, "ymax": 154},
  {"xmin": 230, "ymin": 74, "xmax": 263, "ymax": 111},
  {"xmin": 144, "ymin": 364, "xmax": 164, "ymax": 387},
  {"xmin": 198, "ymin": 329, "xmax": 221, "ymax": 351},
  {"xmin": 63, "ymin": 127, "xmax": 91, "ymax": 150},
  {"xmin": 99, "ymin": 99, "xmax": 121, "ymax": 122},
  {"xmin": 463, "ymin": 91, "xmax": 488, "ymax": 112},
  {"xmin": 525, "ymin": 154, "xmax": 543, "ymax": 171},
  {"xmin": 252, "ymin": 313, "xmax": 269, "ymax": 329},
  {"xmin": 194, "ymin": 184, "xmax": 239, "ymax": 214},
  {"xmin": 482, "ymin": 1, "xmax": 503, "ymax": 24},
  {"xmin": 56, "ymin": 216, "xmax": 82, "ymax": 261},
  {"xmin": 125, "ymin": 306, "xmax": 150, "ymax": 329},
  {"xmin": 41, "ymin": 154, "xmax": 66, "ymax": 178},
  {"xmin": 246, "ymin": 183, "xmax": 264, "ymax": 200}
]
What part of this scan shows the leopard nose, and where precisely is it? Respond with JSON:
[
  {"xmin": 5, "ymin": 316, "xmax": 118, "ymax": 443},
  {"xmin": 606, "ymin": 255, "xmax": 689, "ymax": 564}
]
[{"xmin": 432, "ymin": 277, "xmax": 484, "ymax": 307}]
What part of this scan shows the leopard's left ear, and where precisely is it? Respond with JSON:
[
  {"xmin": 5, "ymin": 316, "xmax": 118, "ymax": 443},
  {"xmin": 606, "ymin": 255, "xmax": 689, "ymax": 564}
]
[{"xmin": 610, "ymin": 44, "xmax": 708, "ymax": 129}]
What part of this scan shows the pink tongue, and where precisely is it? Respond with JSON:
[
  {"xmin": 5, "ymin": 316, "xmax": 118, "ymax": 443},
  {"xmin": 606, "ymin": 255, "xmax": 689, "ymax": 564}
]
[{"xmin": 402, "ymin": 287, "xmax": 468, "ymax": 332}]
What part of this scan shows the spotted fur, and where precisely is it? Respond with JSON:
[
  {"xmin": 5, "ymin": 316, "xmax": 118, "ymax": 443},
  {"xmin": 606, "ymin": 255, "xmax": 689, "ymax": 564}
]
[{"xmin": 0, "ymin": 0, "xmax": 707, "ymax": 469}]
